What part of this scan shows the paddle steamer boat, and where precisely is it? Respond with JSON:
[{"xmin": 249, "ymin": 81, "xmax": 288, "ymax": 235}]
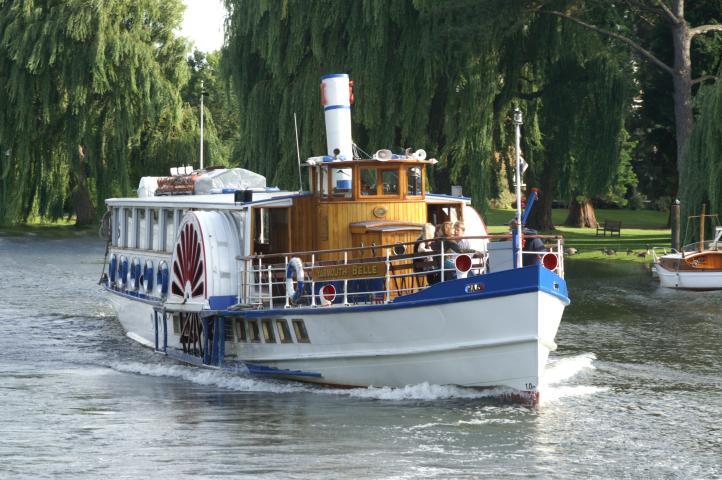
[{"xmin": 101, "ymin": 74, "xmax": 569, "ymax": 400}]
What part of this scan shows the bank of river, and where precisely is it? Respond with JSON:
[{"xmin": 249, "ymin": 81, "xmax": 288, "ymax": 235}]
[{"xmin": 0, "ymin": 236, "xmax": 719, "ymax": 478}]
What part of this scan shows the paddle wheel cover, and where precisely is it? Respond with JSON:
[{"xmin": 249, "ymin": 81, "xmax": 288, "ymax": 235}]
[{"xmin": 171, "ymin": 217, "xmax": 207, "ymax": 300}]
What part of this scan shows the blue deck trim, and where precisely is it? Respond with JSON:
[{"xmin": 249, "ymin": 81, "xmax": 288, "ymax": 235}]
[
  {"xmin": 323, "ymin": 105, "xmax": 351, "ymax": 111},
  {"xmin": 426, "ymin": 193, "xmax": 472, "ymax": 201},
  {"xmin": 217, "ymin": 265, "xmax": 569, "ymax": 318},
  {"xmin": 104, "ymin": 283, "xmax": 162, "ymax": 306},
  {"xmin": 244, "ymin": 362, "xmax": 322, "ymax": 378},
  {"xmin": 320, "ymin": 73, "xmax": 349, "ymax": 80}
]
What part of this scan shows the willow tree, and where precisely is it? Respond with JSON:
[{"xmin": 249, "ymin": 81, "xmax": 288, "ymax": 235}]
[
  {"xmin": 0, "ymin": 0, "xmax": 189, "ymax": 225},
  {"xmin": 221, "ymin": 0, "xmax": 525, "ymax": 206},
  {"xmin": 221, "ymin": 0, "xmax": 636, "ymax": 228},
  {"xmin": 680, "ymin": 76, "xmax": 722, "ymax": 223}
]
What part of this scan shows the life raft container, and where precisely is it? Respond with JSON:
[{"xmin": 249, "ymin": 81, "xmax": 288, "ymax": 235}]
[{"xmin": 286, "ymin": 257, "xmax": 305, "ymax": 305}]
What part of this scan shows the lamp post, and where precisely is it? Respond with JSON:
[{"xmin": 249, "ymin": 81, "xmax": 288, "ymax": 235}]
[{"xmin": 513, "ymin": 108, "xmax": 523, "ymax": 269}]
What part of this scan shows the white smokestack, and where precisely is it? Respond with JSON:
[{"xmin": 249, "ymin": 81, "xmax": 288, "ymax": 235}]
[{"xmin": 320, "ymin": 74, "xmax": 353, "ymax": 192}]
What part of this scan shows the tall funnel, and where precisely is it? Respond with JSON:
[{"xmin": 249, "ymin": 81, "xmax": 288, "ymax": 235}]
[{"xmin": 321, "ymin": 74, "xmax": 353, "ymax": 161}]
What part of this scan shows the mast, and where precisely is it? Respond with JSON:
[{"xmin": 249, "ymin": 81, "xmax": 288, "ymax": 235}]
[
  {"xmin": 699, "ymin": 203, "xmax": 705, "ymax": 252},
  {"xmin": 513, "ymin": 108, "xmax": 523, "ymax": 269},
  {"xmin": 200, "ymin": 80, "xmax": 204, "ymax": 170}
]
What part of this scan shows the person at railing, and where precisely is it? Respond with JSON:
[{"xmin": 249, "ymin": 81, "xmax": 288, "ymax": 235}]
[
  {"xmin": 454, "ymin": 221, "xmax": 470, "ymax": 250},
  {"xmin": 510, "ymin": 219, "xmax": 546, "ymax": 266},
  {"xmin": 431, "ymin": 221, "xmax": 475, "ymax": 282},
  {"xmin": 413, "ymin": 223, "xmax": 436, "ymax": 284}
]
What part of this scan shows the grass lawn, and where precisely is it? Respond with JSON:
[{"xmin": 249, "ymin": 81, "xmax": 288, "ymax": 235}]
[
  {"xmin": 0, "ymin": 220, "xmax": 97, "ymax": 238},
  {"xmin": 485, "ymin": 207, "xmax": 671, "ymax": 264}
]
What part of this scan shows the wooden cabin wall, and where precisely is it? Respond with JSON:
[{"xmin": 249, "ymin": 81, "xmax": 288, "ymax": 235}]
[
  {"xmin": 288, "ymin": 195, "xmax": 316, "ymax": 254},
  {"xmin": 317, "ymin": 200, "xmax": 426, "ymax": 252}
]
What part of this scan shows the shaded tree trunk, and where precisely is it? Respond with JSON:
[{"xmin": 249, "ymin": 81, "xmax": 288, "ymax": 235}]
[
  {"xmin": 71, "ymin": 153, "xmax": 96, "ymax": 226},
  {"xmin": 670, "ymin": 5, "xmax": 693, "ymax": 192},
  {"xmin": 527, "ymin": 175, "xmax": 555, "ymax": 232},
  {"xmin": 565, "ymin": 198, "xmax": 598, "ymax": 227}
]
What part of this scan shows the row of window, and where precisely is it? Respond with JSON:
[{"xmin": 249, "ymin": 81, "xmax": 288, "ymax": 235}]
[
  {"xmin": 172, "ymin": 317, "xmax": 310, "ymax": 345},
  {"xmin": 111, "ymin": 207, "xmax": 183, "ymax": 253}
]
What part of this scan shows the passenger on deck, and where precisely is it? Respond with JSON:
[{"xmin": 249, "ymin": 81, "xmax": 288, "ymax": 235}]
[
  {"xmin": 431, "ymin": 222, "xmax": 475, "ymax": 281},
  {"xmin": 454, "ymin": 221, "xmax": 470, "ymax": 250},
  {"xmin": 510, "ymin": 219, "xmax": 546, "ymax": 266},
  {"xmin": 413, "ymin": 224, "xmax": 436, "ymax": 283}
]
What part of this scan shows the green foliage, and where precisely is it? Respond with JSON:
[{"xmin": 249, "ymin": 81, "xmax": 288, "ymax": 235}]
[
  {"xmin": 221, "ymin": 0, "xmax": 634, "ymax": 217},
  {"xmin": 0, "ymin": 0, "xmax": 189, "ymax": 224},
  {"xmin": 682, "ymin": 78, "xmax": 722, "ymax": 221}
]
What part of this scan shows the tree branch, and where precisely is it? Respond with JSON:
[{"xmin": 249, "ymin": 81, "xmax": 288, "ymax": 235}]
[
  {"xmin": 691, "ymin": 75, "xmax": 718, "ymax": 86},
  {"xmin": 538, "ymin": 10, "xmax": 674, "ymax": 75},
  {"xmin": 690, "ymin": 24, "xmax": 722, "ymax": 37},
  {"xmin": 654, "ymin": 0, "xmax": 682, "ymax": 25}
]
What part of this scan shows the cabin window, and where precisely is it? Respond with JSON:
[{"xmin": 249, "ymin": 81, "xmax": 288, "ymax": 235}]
[
  {"xmin": 137, "ymin": 209, "xmax": 147, "ymax": 249},
  {"xmin": 262, "ymin": 318, "xmax": 276, "ymax": 343},
  {"xmin": 360, "ymin": 168, "xmax": 377, "ymax": 196},
  {"xmin": 381, "ymin": 169, "xmax": 399, "ymax": 195},
  {"xmin": 407, "ymin": 167, "xmax": 422, "ymax": 196},
  {"xmin": 276, "ymin": 320, "xmax": 293, "ymax": 344},
  {"xmin": 122, "ymin": 208, "xmax": 132, "ymax": 248},
  {"xmin": 237, "ymin": 320, "xmax": 248, "ymax": 342},
  {"xmin": 151, "ymin": 209, "xmax": 160, "ymax": 251},
  {"xmin": 247, "ymin": 320, "xmax": 261, "ymax": 343},
  {"xmin": 292, "ymin": 319, "xmax": 310, "ymax": 343},
  {"xmin": 111, "ymin": 208, "xmax": 120, "ymax": 247},
  {"xmin": 164, "ymin": 210, "xmax": 176, "ymax": 253},
  {"xmin": 223, "ymin": 318, "xmax": 235, "ymax": 342}
]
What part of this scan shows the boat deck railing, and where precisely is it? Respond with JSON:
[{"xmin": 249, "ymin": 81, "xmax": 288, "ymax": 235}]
[{"xmin": 234, "ymin": 234, "xmax": 564, "ymax": 309}]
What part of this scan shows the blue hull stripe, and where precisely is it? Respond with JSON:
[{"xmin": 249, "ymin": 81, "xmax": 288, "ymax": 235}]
[
  {"xmin": 214, "ymin": 265, "xmax": 569, "ymax": 318},
  {"xmin": 323, "ymin": 105, "xmax": 351, "ymax": 111},
  {"xmin": 320, "ymin": 73, "xmax": 349, "ymax": 80}
]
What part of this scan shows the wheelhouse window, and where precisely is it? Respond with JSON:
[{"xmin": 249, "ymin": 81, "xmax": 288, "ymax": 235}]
[
  {"xmin": 360, "ymin": 167, "xmax": 400, "ymax": 197},
  {"xmin": 381, "ymin": 169, "xmax": 399, "ymax": 195},
  {"xmin": 360, "ymin": 168, "xmax": 377, "ymax": 196}
]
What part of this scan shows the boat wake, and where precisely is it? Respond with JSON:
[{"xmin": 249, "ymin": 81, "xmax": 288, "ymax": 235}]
[
  {"xmin": 107, "ymin": 352, "xmax": 603, "ymax": 404},
  {"xmin": 539, "ymin": 352, "xmax": 607, "ymax": 404}
]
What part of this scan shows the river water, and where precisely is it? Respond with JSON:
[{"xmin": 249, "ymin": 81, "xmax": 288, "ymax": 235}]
[{"xmin": 0, "ymin": 235, "xmax": 720, "ymax": 479}]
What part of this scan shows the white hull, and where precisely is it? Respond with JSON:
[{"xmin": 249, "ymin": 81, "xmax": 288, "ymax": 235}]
[
  {"xmin": 656, "ymin": 263, "xmax": 722, "ymax": 290},
  {"xmin": 107, "ymin": 292, "xmax": 159, "ymax": 348},
  {"xmin": 108, "ymin": 286, "xmax": 565, "ymax": 393}
]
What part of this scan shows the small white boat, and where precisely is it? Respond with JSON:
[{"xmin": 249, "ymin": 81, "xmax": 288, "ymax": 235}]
[
  {"xmin": 653, "ymin": 226, "xmax": 722, "ymax": 290},
  {"xmin": 101, "ymin": 74, "xmax": 569, "ymax": 402}
]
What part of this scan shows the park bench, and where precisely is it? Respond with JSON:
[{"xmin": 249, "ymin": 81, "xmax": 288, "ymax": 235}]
[{"xmin": 596, "ymin": 219, "xmax": 622, "ymax": 237}]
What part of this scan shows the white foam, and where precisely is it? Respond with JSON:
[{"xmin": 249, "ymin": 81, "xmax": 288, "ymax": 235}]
[
  {"xmin": 542, "ymin": 352, "xmax": 597, "ymax": 386},
  {"xmin": 539, "ymin": 353, "xmax": 608, "ymax": 405},
  {"xmin": 322, "ymin": 382, "xmax": 511, "ymax": 401}
]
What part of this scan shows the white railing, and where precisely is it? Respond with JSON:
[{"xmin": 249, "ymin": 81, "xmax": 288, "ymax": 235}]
[{"xmin": 235, "ymin": 234, "xmax": 564, "ymax": 308}]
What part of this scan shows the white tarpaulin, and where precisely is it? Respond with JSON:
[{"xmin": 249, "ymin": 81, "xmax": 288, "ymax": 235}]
[{"xmin": 193, "ymin": 168, "xmax": 266, "ymax": 194}]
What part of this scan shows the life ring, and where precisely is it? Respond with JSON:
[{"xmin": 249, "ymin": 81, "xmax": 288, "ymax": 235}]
[
  {"xmin": 286, "ymin": 257, "xmax": 305, "ymax": 305},
  {"xmin": 109, "ymin": 254, "xmax": 117, "ymax": 283},
  {"xmin": 143, "ymin": 260, "xmax": 154, "ymax": 292}
]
